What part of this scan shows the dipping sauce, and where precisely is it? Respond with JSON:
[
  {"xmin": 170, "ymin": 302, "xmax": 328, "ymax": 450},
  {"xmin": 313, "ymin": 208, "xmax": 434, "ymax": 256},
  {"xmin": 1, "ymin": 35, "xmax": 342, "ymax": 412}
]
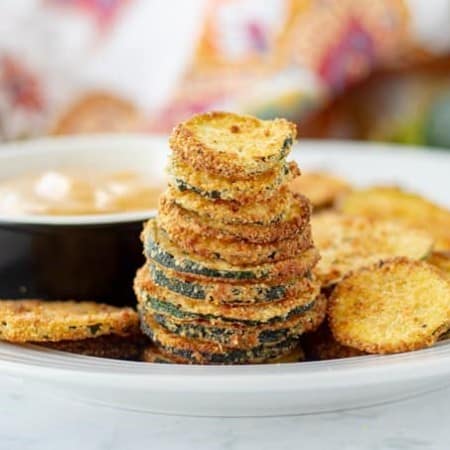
[{"xmin": 0, "ymin": 169, "xmax": 164, "ymax": 215}]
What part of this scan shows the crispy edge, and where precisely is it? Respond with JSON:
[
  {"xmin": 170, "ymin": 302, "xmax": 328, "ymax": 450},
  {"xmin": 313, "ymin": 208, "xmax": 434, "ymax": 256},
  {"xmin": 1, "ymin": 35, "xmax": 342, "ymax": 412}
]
[{"xmin": 328, "ymin": 258, "xmax": 450, "ymax": 354}]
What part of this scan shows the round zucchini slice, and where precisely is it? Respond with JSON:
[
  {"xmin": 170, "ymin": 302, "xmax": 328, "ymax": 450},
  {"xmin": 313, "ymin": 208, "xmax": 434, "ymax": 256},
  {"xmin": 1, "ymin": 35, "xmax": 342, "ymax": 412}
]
[
  {"xmin": 169, "ymin": 111, "xmax": 297, "ymax": 179},
  {"xmin": 328, "ymin": 258, "xmax": 450, "ymax": 354},
  {"xmin": 338, "ymin": 186, "xmax": 450, "ymax": 251},
  {"xmin": 312, "ymin": 212, "xmax": 434, "ymax": 287},
  {"xmin": 143, "ymin": 219, "xmax": 319, "ymax": 283},
  {"xmin": 141, "ymin": 313, "xmax": 299, "ymax": 365},
  {"xmin": 169, "ymin": 156, "xmax": 299, "ymax": 204},
  {"xmin": 0, "ymin": 300, "xmax": 139, "ymax": 343},
  {"xmin": 148, "ymin": 261, "xmax": 315, "ymax": 304},
  {"xmin": 135, "ymin": 267, "xmax": 320, "ymax": 325},
  {"xmin": 160, "ymin": 191, "xmax": 311, "ymax": 243}
]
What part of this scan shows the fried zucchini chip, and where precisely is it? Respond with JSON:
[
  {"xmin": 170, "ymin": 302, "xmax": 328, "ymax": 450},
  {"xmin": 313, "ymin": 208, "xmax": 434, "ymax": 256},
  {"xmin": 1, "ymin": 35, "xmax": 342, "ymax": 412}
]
[
  {"xmin": 160, "ymin": 191, "xmax": 311, "ymax": 244},
  {"xmin": 134, "ymin": 267, "xmax": 320, "ymax": 325},
  {"xmin": 329, "ymin": 258, "xmax": 450, "ymax": 354},
  {"xmin": 143, "ymin": 219, "xmax": 319, "ymax": 283},
  {"xmin": 303, "ymin": 323, "xmax": 365, "ymax": 361},
  {"xmin": 312, "ymin": 212, "xmax": 434, "ymax": 287},
  {"xmin": 169, "ymin": 111, "xmax": 296, "ymax": 179},
  {"xmin": 156, "ymin": 213, "xmax": 313, "ymax": 266},
  {"xmin": 148, "ymin": 260, "xmax": 315, "ymax": 305},
  {"xmin": 167, "ymin": 185, "xmax": 293, "ymax": 225},
  {"xmin": 0, "ymin": 300, "xmax": 139, "ymax": 343},
  {"xmin": 339, "ymin": 186, "xmax": 450, "ymax": 251},
  {"xmin": 41, "ymin": 333, "xmax": 146, "ymax": 360},
  {"xmin": 289, "ymin": 171, "xmax": 351, "ymax": 210},
  {"xmin": 141, "ymin": 313, "xmax": 299, "ymax": 365},
  {"xmin": 169, "ymin": 156, "xmax": 299, "ymax": 204},
  {"xmin": 427, "ymin": 251, "xmax": 450, "ymax": 282},
  {"xmin": 140, "ymin": 294, "xmax": 326, "ymax": 349}
]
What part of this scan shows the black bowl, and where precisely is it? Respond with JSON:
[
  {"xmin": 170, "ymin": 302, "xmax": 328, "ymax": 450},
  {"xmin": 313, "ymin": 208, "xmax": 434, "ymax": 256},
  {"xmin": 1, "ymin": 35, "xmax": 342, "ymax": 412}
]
[{"xmin": 0, "ymin": 135, "xmax": 166, "ymax": 305}]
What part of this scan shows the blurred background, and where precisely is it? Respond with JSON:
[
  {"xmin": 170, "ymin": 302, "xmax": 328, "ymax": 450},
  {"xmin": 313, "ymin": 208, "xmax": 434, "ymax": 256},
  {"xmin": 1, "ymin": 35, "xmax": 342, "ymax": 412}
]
[{"xmin": 0, "ymin": 0, "xmax": 449, "ymax": 148}]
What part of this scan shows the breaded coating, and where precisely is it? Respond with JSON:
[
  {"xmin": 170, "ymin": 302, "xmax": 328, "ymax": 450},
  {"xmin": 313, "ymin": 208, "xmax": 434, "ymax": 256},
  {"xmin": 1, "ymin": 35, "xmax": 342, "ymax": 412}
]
[
  {"xmin": 303, "ymin": 322, "xmax": 365, "ymax": 361},
  {"xmin": 169, "ymin": 156, "xmax": 299, "ymax": 204},
  {"xmin": 167, "ymin": 185, "xmax": 293, "ymax": 225},
  {"xmin": 0, "ymin": 300, "xmax": 139, "ymax": 343},
  {"xmin": 339, "ymin": 186, "xmax": 450, "ymax": 251},
  {"xmin": 139, "ymin": 294, "xmax": 326, "ymax": 349},
  {"xmin": 148, "ymin": 260, "xmax": 315, "ymax": 305},
  {"xmin": 289, "ymin": 171, "xmax": 351, "ymax": 210},
  {"xmin": 328, "ymin": 258, "xmax": 450, "ymax": 354},
  {"xmin": 157, "ymin": 212, "xmax": 313, "ymax": 266},
  {"xmin": 169, "ymin": 111, "xmax": 297, "ymax": 179},
  {"xmin": 141, "ymin": 313, "xmax": 299, "ymax": 365},
  {"xmin": 427, "ymin": 251, "xmax": 450, "ymax": 282},
  {"xmin": 312, "ymin": 212, "xmax": 434, "ymax": 287},
  {"xmin": 41, "ymin": 333, "xmax": 146, "ymax": 360},
  {"xmin": 134, "ymin": 267, "xmax": 320, "ymax": 325},
  {"xmin": 160, "ymin": 191, "xmax": 311, "ymax": 244},
  {"xmin": 143, "ymin": 219, "xmax": 320, "ymax": 283}
]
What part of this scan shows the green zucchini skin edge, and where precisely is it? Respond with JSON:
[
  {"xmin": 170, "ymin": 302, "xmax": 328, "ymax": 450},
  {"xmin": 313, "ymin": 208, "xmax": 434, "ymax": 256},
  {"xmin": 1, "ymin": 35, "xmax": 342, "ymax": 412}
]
[
  {"xmin": 151, "ymin": 312, "xmax": 294, "ymax": 346},
  {"xmin": 148, "ymin": 262, "xmax": 298, "ymax": 303},
  {"xmin": 145, "ymin": 235, "xmax": 268, "ymax": 281},
  {"xmin": 172, "ymin": 163, "xmax": 290, "ymax": 201},
  {"xmin": 140, "ymin": 290, "xmax": 316, "ymax": 326},
  {"xmin": 140, "ymin": 319, "xmax": 298, "ymax": 364}
]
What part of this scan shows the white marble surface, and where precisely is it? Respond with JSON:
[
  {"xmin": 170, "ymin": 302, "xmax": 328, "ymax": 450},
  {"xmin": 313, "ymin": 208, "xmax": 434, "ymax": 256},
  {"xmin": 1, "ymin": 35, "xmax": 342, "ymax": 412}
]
[{"xmin": 0, "ymin": 375, "xmax": 449, "ymax": 450}]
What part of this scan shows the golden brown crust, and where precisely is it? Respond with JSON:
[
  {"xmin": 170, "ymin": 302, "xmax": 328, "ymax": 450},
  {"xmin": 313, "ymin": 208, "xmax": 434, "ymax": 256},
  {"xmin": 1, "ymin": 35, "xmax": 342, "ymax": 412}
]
[
  {"xmin": 160, "ymin": 191, "xmax": 311, "ymax": 243},
  {"xmin": 168, "ymin": 185, "xmax": 294, "ymax": 226},
  {"xmin": 169, "ymin": 111, "xmax": 297, "ymax": 179},
  {"xmin": 289, "ymin": 171, "xmax": 351, "ymax": 210},
  {"xmin": 339, "ymin": 186, "xmax": 450, "ymax": 251},
  {"xmin": 0, "ymin": 300, "xmax": 139, "ymax": 343},
  {"xmin": 169, "ymin": 156, "xmax": 299, "ymax": 204},
  {"xmin": 41, "ymin": 333, "xmax": 146, "ymax": 360},
  {"xmin": 328, "ymin": 258, "xmax": 450, "ymax": 354},
  {"xmin": 312, "ymin": 212, "xmax": 434, "ymax": 287},
  {"xmin": 134, "ymin": 266, "xmax": 320, "ymax": 323},
  {"xmin": 157, "ymin": 211, "xmax": 313, "ymax": 266}
]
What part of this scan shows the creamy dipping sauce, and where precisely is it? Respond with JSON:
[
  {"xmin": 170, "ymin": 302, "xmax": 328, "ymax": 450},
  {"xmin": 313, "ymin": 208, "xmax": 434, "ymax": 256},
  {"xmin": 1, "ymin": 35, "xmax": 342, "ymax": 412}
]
[{"xmin": 0, "ymin": 169, "xmax": 164, "ymax": 216}]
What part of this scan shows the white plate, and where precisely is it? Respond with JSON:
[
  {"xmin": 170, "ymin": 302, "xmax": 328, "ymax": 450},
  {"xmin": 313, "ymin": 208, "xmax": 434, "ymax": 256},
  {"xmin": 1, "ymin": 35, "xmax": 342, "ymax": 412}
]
[{"xmin": 0, "ymin": 135, "xmax": 449, "ymax": 417}]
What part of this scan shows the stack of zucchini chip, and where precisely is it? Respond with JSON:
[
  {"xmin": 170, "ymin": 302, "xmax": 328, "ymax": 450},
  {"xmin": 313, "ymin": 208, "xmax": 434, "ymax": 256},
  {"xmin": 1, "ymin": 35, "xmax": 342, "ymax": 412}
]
[{"xmin": 135, "ymin": 111, "xmax": 324, "ymax": 364}]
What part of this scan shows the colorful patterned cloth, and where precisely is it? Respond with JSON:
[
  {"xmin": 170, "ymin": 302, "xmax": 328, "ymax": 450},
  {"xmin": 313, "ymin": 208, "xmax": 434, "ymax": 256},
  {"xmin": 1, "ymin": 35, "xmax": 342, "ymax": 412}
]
[{"xmin": 0, "ymin": 0, "xmax": 449, "ymax": 147}]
